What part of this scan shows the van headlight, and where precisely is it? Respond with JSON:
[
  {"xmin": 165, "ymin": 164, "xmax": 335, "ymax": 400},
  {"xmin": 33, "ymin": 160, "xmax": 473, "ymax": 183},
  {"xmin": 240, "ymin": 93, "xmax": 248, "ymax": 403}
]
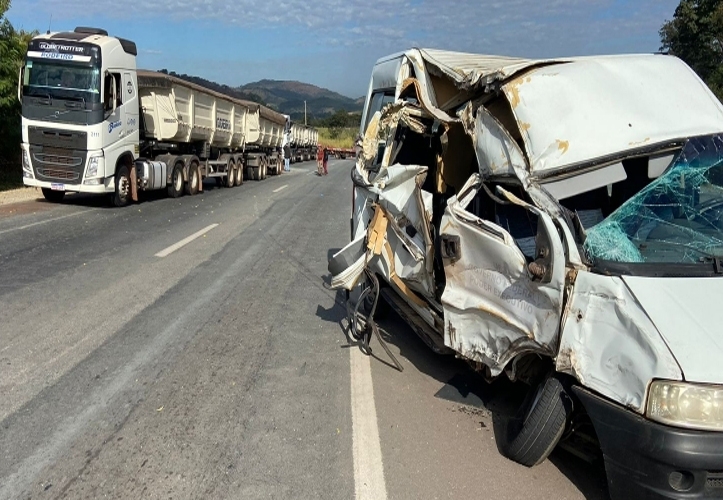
[{"xmin": 646, "ymin": 380, "xmax": 723, "ymax": 431}]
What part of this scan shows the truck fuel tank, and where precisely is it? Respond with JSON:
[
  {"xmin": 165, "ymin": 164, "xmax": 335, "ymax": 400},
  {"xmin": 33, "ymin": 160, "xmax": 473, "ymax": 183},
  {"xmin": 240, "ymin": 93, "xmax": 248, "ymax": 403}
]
[{"xmin": 135, "ymin": 160, "xmax": 167, "ymax": 191}]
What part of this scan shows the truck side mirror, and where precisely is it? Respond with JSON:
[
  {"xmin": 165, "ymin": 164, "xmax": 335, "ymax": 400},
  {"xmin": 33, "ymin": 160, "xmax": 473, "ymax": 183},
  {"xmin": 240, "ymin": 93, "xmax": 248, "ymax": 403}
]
[{"xmin": 17, "ymin": 66, "xmax": 23, "ymax": 102}]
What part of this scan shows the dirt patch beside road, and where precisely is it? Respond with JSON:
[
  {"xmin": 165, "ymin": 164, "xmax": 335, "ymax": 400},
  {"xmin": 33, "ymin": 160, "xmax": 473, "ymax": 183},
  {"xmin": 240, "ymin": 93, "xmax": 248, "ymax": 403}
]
[{"xmin": 0, "ymin": 187, "xmax": 42, "ymax": 206}]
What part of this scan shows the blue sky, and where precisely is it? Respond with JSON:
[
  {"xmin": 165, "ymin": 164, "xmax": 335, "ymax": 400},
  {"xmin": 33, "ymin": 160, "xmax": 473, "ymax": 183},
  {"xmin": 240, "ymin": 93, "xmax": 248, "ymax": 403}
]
[{"xmin": 8, "ymin": 0, "xmax": 680, "ymax": 99}]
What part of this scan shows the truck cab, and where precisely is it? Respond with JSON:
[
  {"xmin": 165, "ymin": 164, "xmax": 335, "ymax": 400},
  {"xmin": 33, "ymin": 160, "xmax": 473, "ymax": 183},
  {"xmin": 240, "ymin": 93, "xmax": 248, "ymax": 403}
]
[{"xmin": 20, "ymin": 27, "xmax": 138, "ymax": 203}]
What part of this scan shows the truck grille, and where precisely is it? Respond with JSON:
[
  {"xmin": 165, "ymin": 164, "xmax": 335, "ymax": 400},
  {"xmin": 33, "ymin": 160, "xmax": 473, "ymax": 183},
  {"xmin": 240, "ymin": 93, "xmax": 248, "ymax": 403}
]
[
  {"xmin": 707, "ymin": 472, "xmax": 723, "ymax": 489},
  {"xmin": 33, "ymin": 153, "xmax": 82, "ymax": 167},
  {"xmin": 38, "ymin": 168, "xmax": 80, "ymax": 181}
]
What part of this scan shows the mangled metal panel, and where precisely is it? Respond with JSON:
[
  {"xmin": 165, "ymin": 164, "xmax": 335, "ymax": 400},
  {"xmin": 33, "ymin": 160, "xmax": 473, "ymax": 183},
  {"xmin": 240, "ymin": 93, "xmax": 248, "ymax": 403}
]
[
  {"xmin": 418, "ymin": 48, "xmax": 564, "ymax": 92},
  {"xmin": 440, "ymin": 175, "xmax": 567, "ymax": 375},
  {"xmin": 503, "ymin": 54, "xmax": 723, "ymax": 177},
  {"xmin": 556, "ymin": 271, "xmax": 682, "ymax": 412}
]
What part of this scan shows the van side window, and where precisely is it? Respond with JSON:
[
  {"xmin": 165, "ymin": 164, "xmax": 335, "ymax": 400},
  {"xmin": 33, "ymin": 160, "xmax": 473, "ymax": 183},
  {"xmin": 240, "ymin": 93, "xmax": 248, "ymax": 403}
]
[{"xmin": 363, "ymin": 91, "xmax": 395, "ymax": 133}]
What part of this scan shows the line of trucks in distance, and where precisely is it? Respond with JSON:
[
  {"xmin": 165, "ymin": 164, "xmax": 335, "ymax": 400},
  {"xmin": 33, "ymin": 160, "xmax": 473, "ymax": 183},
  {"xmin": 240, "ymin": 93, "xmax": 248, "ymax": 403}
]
[{"xmin": 18, "ymin": 27, "xmax": 333, "ymax": 206}]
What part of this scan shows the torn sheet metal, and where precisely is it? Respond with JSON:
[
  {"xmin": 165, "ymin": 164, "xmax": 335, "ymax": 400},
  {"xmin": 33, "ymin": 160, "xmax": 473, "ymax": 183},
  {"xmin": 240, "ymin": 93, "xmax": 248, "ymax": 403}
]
[
  {"xmin": 503, "ymin": 55, "xmax": 723, "ymax": 177},
  {"xmin": 417, "ymin": 48, "xmax": 566, "ymax": 92},
  {"xmin": 440, "ymin": 176, "xmax": 567, "ymax": 375},
  {"xmin": 459, "ymin": 102, "xmax": 526, "ymax": 178},
  {"xmin": 556, "ymin": 271, "xmax": 682, "ymax": 412}
]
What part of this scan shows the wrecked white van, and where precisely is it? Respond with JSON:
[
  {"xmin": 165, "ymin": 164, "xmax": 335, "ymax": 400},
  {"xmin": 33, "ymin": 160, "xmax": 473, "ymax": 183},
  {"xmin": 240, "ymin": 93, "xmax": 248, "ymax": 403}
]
[{"xmin": 329, "ymin": 49, "xmax": 723, "ymax": 499}]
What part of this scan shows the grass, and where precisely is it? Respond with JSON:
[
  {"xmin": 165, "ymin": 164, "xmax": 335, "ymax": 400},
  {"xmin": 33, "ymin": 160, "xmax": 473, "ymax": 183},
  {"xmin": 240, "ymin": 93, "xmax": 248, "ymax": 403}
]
[{"xmin": 317, "ymin": 127, "xmax": 357, "ymax": 149}]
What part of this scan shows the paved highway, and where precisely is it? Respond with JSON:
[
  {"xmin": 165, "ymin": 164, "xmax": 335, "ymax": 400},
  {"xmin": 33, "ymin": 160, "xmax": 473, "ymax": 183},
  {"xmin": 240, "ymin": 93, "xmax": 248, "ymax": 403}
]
[{"xmin": 0, "ymin": 159, "xmax": 608, "ymax": 499}]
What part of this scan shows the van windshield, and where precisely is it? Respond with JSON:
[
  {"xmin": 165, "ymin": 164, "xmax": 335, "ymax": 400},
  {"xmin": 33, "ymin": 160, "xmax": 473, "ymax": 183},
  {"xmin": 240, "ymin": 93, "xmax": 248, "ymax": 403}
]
[{"xmin": 584, "ymin": 134, "xmax": 723, "ymax": 264}]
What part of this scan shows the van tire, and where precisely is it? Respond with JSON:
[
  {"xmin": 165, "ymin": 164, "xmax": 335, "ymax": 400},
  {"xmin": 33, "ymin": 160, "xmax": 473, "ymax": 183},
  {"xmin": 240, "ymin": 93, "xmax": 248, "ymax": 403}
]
[{"xmin": 497, "ymin": 374, "xmax": 570, "ymax": 467}]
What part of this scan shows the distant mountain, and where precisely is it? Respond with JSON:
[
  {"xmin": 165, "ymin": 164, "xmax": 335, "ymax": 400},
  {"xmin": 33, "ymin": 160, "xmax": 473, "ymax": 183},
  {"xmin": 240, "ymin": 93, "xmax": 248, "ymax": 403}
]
[
  {"xmin": 157, "ymin": 69, "xmax": 266, "ymax": 105},
  {"xmin": 155, "ymin": 71, "xmax": 362, "ymax": 121},
  {"xmin": 238, "ymin": 80, "xmax": 361, "ymax": 121}
]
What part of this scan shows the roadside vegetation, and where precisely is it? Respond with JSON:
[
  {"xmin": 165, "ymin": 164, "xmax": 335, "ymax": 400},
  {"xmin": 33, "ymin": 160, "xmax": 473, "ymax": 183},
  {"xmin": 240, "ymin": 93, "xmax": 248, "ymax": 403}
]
[
  {"xmin": 317, "ymin": 127, "xmax": 356, "ymax": 149},
  {"xmin": 312, "ymin": 109, "xmax": 360, "ymax": 149},
  {"xmin": 0, "ymin": 0, "xmax": 34, "ymax": 191}
]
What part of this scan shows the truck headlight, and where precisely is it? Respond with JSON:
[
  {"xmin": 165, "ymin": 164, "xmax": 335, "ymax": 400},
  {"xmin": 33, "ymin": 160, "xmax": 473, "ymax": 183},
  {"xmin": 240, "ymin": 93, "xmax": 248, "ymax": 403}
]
[
  {"xmin": 646, "ymin": 380, "xmax": 723, "ymax": 431},
  {"xmin": 86, "ymin": 156, "xmax": 100, "ymax": 178},
  {"xmin": 22, "ymin": 148, "xmax": 33, "ymax": 177}
]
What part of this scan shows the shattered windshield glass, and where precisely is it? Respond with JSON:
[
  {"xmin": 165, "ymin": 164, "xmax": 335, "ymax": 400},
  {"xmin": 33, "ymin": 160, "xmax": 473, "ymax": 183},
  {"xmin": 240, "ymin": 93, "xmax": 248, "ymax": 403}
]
[{"xmin": 584, "ymin": 134, "xmax": 723, "ymax": 264}]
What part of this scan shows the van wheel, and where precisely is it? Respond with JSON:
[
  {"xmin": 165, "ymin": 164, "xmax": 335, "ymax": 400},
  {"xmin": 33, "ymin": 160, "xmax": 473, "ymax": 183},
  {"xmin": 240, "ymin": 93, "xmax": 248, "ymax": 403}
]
[
  {"xmin": 185, "ymin": 162, "xmax": 200, "ymax": 195},
  {"xmin": 497, "ymin": 374, "xmax": 571, "ymax": 467},
  {"xmin": 112, "ymin": 165, "xmax": 131, "ymax": 207},
  {"xmin": 168, "ymin": 163, "xmax": 184, "ymax": 198},
  {"xmin": 41, "ymin": 188, "xmax": 65, "ymax": 203}
]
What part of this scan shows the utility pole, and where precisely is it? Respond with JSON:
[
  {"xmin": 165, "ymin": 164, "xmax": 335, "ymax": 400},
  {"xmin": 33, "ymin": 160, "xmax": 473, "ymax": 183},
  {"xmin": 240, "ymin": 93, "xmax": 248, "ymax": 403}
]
[{"xmin": 304, "ymin": 100, "xmax": 307, "ymax": 126}]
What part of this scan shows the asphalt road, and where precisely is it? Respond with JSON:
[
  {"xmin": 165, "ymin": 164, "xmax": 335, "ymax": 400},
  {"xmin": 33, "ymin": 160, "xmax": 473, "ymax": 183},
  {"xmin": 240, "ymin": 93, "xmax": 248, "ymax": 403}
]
[{"xmin": 0, "ymin": 160, "xmax": 609, "ymax": 500}]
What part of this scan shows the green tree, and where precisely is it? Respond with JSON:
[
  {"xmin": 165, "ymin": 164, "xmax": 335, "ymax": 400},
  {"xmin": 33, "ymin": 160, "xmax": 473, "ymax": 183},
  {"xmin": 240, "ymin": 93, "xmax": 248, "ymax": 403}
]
[{"xmin": 660, "ymin": 0, "xmax": 723, "ymax": 100}]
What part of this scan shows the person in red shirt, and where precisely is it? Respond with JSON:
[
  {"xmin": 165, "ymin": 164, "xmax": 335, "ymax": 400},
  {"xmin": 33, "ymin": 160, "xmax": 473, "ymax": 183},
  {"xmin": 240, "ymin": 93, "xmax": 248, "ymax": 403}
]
[{"xmin": 316, "ymin": 145, "xmax": 324, "ymax": 175}]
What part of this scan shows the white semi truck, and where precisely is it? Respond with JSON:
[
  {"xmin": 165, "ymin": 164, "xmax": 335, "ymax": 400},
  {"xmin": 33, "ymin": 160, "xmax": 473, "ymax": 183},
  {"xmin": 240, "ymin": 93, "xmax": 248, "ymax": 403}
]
[
  {"xmin": 19, "ymin": 27, "xmax": 294, "ymax": 206},
  {"xmin": 285, "ymin": 121, "xmax": 318, "ymax": 164}
]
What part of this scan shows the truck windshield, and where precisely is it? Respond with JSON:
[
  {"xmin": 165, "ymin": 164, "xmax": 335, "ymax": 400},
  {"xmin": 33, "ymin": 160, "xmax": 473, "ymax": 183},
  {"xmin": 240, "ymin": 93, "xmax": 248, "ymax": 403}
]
[
  {"xmin": 22, "ymin": 60, "xmax": 101, "ymax": 103},
  {"xmin": 584, "ymin": 134, "xmax": 723, "ymax": 265}
]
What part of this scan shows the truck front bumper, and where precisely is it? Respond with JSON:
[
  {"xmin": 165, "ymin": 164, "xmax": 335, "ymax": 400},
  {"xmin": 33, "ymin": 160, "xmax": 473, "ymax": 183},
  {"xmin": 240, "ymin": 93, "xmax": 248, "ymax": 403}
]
[
  {"xmin": 574, "ymin": 387, "xmax": 723, "ymax": 500},
  {"xmin": 23, "ymin": 177, "xmax": 114, "ymax": 194}
]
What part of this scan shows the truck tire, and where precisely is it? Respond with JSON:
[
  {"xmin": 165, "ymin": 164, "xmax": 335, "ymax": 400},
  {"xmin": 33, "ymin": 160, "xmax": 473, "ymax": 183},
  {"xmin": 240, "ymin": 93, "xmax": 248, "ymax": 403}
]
[
  {"xmin": 234, "ymin": 163, "xmax": 243, "ymax": 186},
  {"xmin": 250, "ymin": 167, "xmax": 260, "ymax": 180},
  {"xmin": 497, "ymin": 374, "xmax": 571, "ymax": 467},
  {"xmin": 168, "ymin": 163, "xmax": 184, "ymax": 198},
  {"xmin": 185, "ymin": 162, "xmax": 200, "ymax": 195},
  {"xmin": 226, "ymin": 162, "xmax": 236, "ymax": 188},
  {"xmin": 112, "ymin": 165, "xmax": 131, "ymax": 207},
  {"xmin": 41, "ymin": 188, "xmax": 65, "ymax": 203}
]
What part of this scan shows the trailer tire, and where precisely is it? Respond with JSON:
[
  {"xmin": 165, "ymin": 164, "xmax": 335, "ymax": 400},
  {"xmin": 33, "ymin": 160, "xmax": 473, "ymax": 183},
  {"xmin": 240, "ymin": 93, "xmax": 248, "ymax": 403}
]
[
  {"xmin": 226, "ymin": 162, "xmax": 236, "ymax": 188},
  {"xmin": 168, "ymin": 163, "xmax": 184, "ymax": 198},
  {"xmin": 260, "ymin": 160, "xmax": 267, "ymax": 180},
  {"xmin": 112, "ymin": 165, "xmax": 131, "ymax": 207},
  {"xmin": 41, "ymin": 188, "xmax": 65, "ymax": 203},
  {"xmin": 185, "ymin": 162, "xmax": 200, "ymax": 196},
  {"xmin": 496, "ymin": 374, "xmax": 571, "ymax": 467}
]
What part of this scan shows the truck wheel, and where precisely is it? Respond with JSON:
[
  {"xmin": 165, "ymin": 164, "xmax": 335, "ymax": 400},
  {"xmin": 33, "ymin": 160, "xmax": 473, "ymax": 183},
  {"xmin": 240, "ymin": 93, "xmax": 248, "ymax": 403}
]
[
  {"xmin": 497, "ymin": 374, "xmax": 571, "ymax": 467},
  {"xmin": 41, "ymin": 188, "xmax": 65, "ymax": 203},
  {"xmin": 168, "ymin": 163, "xmax": 184, "ymax": 198},
  {"xmin": 234, "ymin": 164, "xmax": 243, "ymax": 186},
  {"xmin": 112, "ymin": 165, "xmax": 131, "ymax": 207},
  {"xmin": 226, "ymin": 163, "xmax": 236, "ymax": 187},
  {"xmin": 251, "ymin": 167, "xmax": 260, "ymax": 180},
  {"xmin": 185, "ymin": 162, "xmax": 200, "ymax": 196},
  {"xmin": 261, "ymin": 162, "xmax": 267, "ymax": 180}
]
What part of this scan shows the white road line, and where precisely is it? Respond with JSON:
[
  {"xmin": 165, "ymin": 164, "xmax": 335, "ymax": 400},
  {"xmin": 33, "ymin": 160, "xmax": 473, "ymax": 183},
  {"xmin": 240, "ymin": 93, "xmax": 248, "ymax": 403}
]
[
  {"xmin": 350, "ymin": 347, "xmax": 388, "ymax": 500},
  {"xmin": 272, "ymin": 184, "xmax": 288, "ymax": 193},
  {"xmin": 155, "ymin": 223, "xmax": 219, "ymax": 258},
  {"xmin": 0, "ymin": 209, "xmax": 95, "ymax": 236}
]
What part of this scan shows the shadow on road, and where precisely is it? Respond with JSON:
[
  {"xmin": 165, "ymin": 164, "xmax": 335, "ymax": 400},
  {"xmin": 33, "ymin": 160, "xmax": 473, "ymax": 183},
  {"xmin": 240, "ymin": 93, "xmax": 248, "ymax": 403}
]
[{"xmin": 327, "ymin": 287, "xmax": 610, "ymax": 500}]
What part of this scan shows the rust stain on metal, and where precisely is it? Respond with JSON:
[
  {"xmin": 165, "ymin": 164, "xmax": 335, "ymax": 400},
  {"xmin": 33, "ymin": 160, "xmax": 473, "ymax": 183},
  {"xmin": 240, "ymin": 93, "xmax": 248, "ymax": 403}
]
[
  {"xmin": 504, "ymin": 76, "xmax": 531, "ymax": 109},
  {"xmin": 519, "ymin": 122, "xmax": 531, "ymax": 133},
  {"xmin": 556, "ymin": 140, "xmax": 569, "ymax": 155},
  {"xmin": 629, "ymin": 137, "xmax": 650, "ymax": 146}
]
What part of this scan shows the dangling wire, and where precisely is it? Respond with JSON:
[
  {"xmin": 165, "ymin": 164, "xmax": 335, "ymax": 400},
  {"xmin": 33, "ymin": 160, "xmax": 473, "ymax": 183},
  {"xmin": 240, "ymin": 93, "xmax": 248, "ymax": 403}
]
[{"xmin": 347, "ymin": 270, "xmax": 403, "ymax": 372}]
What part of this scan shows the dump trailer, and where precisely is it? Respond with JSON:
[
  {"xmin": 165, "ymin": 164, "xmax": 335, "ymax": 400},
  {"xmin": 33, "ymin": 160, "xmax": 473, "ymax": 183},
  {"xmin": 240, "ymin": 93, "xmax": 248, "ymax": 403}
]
[
  {"xmin": 19, "ymin": 27, "xmax": 286, "ymax": 206},
  {"xmin": 284, "ymin": 121, "xmax": 317, "ymax": 163}
]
